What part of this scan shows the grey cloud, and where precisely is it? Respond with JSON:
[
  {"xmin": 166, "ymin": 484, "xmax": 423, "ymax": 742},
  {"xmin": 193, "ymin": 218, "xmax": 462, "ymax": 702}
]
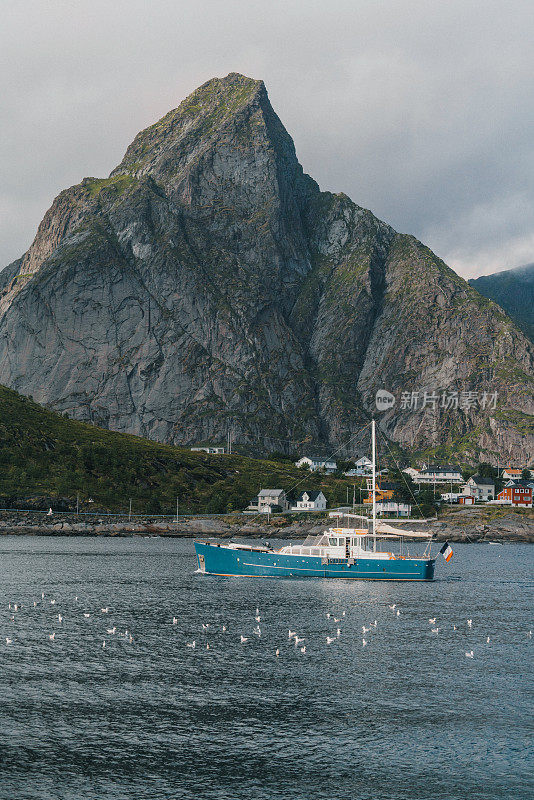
[{"xmin": 1, "ymin": 0, "xmax": 532, "ymax": 278}]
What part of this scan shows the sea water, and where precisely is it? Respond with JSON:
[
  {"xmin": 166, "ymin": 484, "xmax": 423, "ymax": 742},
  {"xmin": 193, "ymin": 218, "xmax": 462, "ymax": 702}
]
[{"xmin": 0, "ymin": 536, "xmax": 531, "ymax": 800}]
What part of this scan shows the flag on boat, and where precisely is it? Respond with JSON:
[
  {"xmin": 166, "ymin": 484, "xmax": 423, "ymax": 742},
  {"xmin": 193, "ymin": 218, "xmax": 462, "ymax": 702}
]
[{"xmin": 439, "ymin": 541, "xmax": 453, "ymax": 562}]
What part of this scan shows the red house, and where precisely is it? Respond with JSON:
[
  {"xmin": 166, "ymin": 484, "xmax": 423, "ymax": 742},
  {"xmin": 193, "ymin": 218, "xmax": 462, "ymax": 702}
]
[{"xmin": 497, "ymin": 481, "xmax": 533, "ymax": 507}]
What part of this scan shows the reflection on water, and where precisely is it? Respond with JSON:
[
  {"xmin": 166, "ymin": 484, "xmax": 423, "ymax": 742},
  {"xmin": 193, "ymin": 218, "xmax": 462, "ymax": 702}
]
[{"xmin": 0, "ymin": 536, "xmax": 532, "ymax": 800}]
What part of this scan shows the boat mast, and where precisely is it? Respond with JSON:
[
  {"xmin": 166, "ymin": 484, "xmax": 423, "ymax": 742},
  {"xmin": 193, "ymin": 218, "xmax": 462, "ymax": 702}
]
[{"xmin": 372, "ymin": 418, "xmax": 377, "ymax": 552}]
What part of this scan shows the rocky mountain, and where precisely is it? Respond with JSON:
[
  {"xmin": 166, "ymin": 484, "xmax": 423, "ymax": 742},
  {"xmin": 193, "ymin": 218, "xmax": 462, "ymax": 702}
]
[
  {"xmin": 0, "ymin": 73, "xmax": 533, "ymax": 463},
  {"xmin": 469, "ymin": 263, "xmax": 534, "ymax": 343}
]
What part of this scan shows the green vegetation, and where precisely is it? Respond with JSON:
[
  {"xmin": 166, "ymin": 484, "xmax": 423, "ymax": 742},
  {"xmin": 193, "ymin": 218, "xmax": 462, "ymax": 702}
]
[
  {"xmin": 0, "ymin": 385, "xmax": 364, "ymax": 515},
  {"xmin": 84, "ymin": 175, "xmax": 137, "ymax": 198},
  {"xmin": 469, "ymin": 264, "xmax": 534, "ymax": 342}
]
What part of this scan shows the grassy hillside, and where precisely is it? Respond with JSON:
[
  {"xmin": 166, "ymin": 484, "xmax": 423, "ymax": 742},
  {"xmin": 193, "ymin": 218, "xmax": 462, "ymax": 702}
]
[
  {"xmin": 469, "ymin": 263, "xmax": 534, "ymax": 342},
  {"xmin": 0, "ymin": 385, "xmax": 362, "ymax": 514}
]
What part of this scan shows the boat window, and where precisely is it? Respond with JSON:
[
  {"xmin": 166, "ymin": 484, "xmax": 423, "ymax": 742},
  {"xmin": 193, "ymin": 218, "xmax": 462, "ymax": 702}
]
[{"xmin": 328, "ymin": 537, "xmax": 336, "ymax": 546}]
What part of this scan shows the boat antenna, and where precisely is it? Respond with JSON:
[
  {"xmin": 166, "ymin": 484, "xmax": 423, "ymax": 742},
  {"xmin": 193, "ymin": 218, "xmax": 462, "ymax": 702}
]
[{"xmin": 371, "ymin": 417, "xmax": 377, "ymax": 552}]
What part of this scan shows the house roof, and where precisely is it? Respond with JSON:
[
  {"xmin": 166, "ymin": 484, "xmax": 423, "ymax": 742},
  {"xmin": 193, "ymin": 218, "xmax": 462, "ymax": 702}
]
[
  {"xmin": 502, "ymin": 480, "xmax": 533, "ymax": 489},
  {"xmin": 258, "ymin": 488, "xmax": 285, "ymax": 497},
  {"xmin": 468, "ymin": 474, "xmax": 495, "ymax": 486},
  {"xmin": 296, "ymin": 490, "xmax": 324, "ymax": 501},
  {"xmin": 421, "ymin": 464, "xmax": 461, "ymax": 474},
  {"xmin": 299, "ymin": 454, "xmax": 337, "ymax": 462}
]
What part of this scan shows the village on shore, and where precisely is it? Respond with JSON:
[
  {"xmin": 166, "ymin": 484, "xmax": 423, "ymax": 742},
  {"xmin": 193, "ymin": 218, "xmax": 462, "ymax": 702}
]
[{"xmin": 192, "ymin": 447, "xmax": 534, "ymax": 516}]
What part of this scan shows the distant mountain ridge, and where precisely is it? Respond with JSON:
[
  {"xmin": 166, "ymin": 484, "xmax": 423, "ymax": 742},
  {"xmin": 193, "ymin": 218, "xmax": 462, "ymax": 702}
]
[
  {"xmin": 469, "ymin": 263, "xmax": 534, "ymax": 342},
  {"xmin": 0, "ymin": 72, "xmax": 532, "ymax": 463}
]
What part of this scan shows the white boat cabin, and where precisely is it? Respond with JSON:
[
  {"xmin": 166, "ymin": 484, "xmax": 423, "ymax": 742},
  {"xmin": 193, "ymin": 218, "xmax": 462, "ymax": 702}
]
[{"xmin": 279, "ymin": 529, "xmax": 394, "ymax": 560}]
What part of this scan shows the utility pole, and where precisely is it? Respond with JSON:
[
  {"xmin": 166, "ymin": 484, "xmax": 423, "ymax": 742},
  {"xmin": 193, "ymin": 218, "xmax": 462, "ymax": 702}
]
[
  {"xmin": 176, "ymin": 496, "xmax": 179, "ymax": 524},
  {"xmin": 76, "ymin": 492, "xmax": 79, "ymax": 515},
  {"xmin": 128, "ymin": 498, "xmax": 132, "ymax": 522}
]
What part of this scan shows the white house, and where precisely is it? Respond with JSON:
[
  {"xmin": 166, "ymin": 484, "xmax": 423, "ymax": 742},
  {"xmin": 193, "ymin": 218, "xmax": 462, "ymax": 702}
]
[
  {"xmin": 376, "ymin": 501, "xmax": 411, "ymax": 517},
  {"xmin": 191, "ymin": 446, "xmax": 225, "ymax": 455},
  {"xmin": 250, "ymin": 489, "xmax": 288, "ymax": 513},
  {"xmin": 414, "ymin": 465, "xmax": 463, "ymax": 484},
  {"xmin": 295, "ymin": 456, "xmax": 337, "ymax": 473},
  {"xmin": 462, "ymin": 475, "xmax": 495, "ymax": 501},
  {"xmin": 440, "ymin": 492, "xmax": 460, "ymax": 503},
  {"xmin": 403, "ymin": 467, "xmax": 421, "ymax": 480},
  {"xmin": 502, "ymin": 467, "xmax": 522, "ymax": 480},
  {"xmin": 346, "ymin": 456, "xmax": 373, "ymax": 476},
  {"xmin": 291, "ymin": 490, "xmax": 327, "ymax": 512}
]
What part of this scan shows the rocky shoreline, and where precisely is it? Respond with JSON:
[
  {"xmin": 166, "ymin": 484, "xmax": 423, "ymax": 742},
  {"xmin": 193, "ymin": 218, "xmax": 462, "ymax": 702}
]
[{"xmin": 0, "ymin": 509, "xmax": 532, "ymax": 543}]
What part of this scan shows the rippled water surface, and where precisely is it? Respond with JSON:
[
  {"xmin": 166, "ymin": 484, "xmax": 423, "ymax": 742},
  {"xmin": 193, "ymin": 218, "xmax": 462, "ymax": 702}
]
[{"xmin": 0, "ymin": 536, "xmax": 532, "ymax": 800}]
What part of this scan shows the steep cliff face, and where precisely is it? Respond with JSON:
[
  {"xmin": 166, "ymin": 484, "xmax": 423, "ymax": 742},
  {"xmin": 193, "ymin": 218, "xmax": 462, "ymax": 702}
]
[{"xmin": 0, "ymin": 73, "xmax": 532, "ymax": 462}]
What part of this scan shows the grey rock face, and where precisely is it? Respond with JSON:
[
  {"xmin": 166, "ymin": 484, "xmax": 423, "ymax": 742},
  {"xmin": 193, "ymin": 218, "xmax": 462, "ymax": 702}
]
[{"xmin": 0, "ymin": 73, "xmax": 533, "ymax": 462}]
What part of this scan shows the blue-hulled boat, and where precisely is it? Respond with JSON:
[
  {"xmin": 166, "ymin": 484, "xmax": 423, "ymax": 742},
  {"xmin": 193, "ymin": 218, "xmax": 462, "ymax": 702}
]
[{"xmin": 194, "ymin": 420, "xmax": 436, "ymax": 581}]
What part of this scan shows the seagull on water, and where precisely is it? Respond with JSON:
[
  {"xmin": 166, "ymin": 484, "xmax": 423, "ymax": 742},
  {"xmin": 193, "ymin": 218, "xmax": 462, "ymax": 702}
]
[
  {"xmin": 202, "ymin": 623, "xmax": 209, "ymax": 631},
  {"xmin": 255, "ymin": 615, "xmax": 261, "ymax": 623},
  {"xmin": 172, "ymin": 617, "xmax": 178, "ymax": 625},
  {"xmin": 50, "ymin": 600, "xmax": 56, "ymax": 605},
  {"xmin": 58, "ymin": 614, "xmax": 62, "ymax": 624},
  {"xmin": 275, "ymin": 648, "xmax": 280, "ymax": 657},
  {"xmin": 431, "ymin": 628, "xmax": 439, "ymax": 634},
  {"xmin": 101, "ymin": 608, "xmax": 109, "ymax": 614},
  {"xmin": 300, "ymin": 646, "xmax": 306, "ymax": 653},
  {"xmin": 388, "ymin": 604, "xmax": 396, "ymax": 610},
  {"xmin": 83, "ymin": 613, "xmax": 90, "ymax": 618},
  {"xmin": 336, "ymin": 628, "xmax": 341, "ymax": 637},
  {"xmin": 362, "ymin": 639, "xmax": 367, "ymax": 647},
  {"xmin": 333, "ymin": 617, "xmax": 340, "ymax": 623},
  {"xmin": 253, "ymin": 626, "xmax": 261, "ymax": 637},
  {"xmin": 222, "ymin": 625, "xmax": 227, "ymax": 632},
  {"xmin": 206, "ymin": 643, "xmax": 210, "ymax": 650},
  {"xmin": 186, "ymin": 641, "xmax": 196, "ymax": 648},
  {"xmin": 486, "ymin": 636, "xmax": 490, "ymax": 643},
  {"xmin": 49, "ymin": 632, "xmax": 55, "ymax": 641},
  {"xmin": 106, "ymin": 627, "xmax": 116, "ymax": 635},
  {"xmin": 465, "ymin": 650, "xmax": 474, "ymax": 658},
  {"xmin": 362, "ymin": 625, "xmax": 370, "ymax": 634},
  {"xmin": 240, "ymin": 635, "xmax": 249, "ymax": 643},
  {"xmin": 294, "ymin": 636, "xmax": 305, "ymax": 647},
  {"xmin": 288, "ymin": 629, "xmax": 297, "ymax": 639},
  {"xmin": 5, "ymin": 638, "xmax": 12, "ymax": 645},
  {"xmin": 527, "ymin": 630, "xmax": 532, "ymax": 638},
  {"xmin": 102, "ymin": 641, "xmax": 106, "ymax": 649},
  {"xmin": 255, "ymin": 608, "xmax": 260, "ymax": 616},
  {"xmin": 326, "ymin": 613, "xmax": 331, "ymax": 619},
  {"xmin": 429, "ymin": 618, "xmax": 436, "ymax": 624},
  {"xmin": 326, "ymin": 636, "xmax": 336, "ymax": 644},
  {"xmin": 396, "ymin": 610, "xmax": 401, "ymax": 617},
  {"xmin": 467, "ymin": 619, "xmax": 472, "ymax": 628}
]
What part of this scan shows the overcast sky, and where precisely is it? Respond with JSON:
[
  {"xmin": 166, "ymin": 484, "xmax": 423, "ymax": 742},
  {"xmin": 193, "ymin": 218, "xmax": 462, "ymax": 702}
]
[{"xmin": 2, "ymin": 0, "xmax": 532, "ymax": 278}]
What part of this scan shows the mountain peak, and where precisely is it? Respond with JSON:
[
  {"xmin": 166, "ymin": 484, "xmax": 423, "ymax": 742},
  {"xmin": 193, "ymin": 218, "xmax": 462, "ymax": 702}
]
[
  {"xmin": 111, "ymin": 72, "xmax": 270, "ymax": 181},
  {"xmin": 1, "ymin": 75, "xmax": 532, "ymax": 464}
]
